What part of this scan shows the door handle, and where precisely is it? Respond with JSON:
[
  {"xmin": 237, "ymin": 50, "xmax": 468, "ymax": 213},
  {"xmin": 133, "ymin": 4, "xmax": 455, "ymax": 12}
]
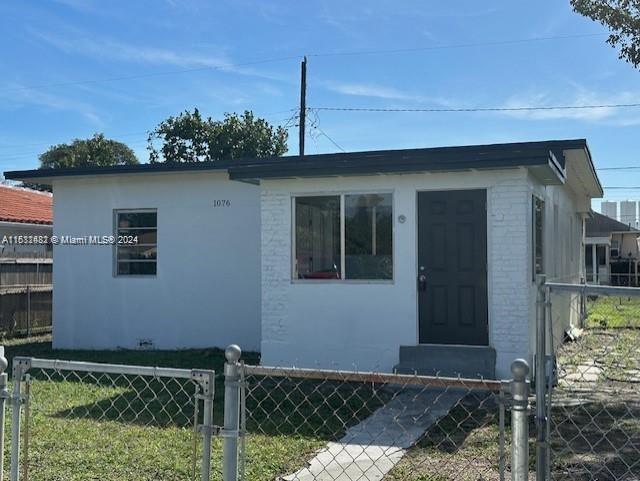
[{"xmin": 418, "ymin": 273, "xmax": 427, "ymax": 291}]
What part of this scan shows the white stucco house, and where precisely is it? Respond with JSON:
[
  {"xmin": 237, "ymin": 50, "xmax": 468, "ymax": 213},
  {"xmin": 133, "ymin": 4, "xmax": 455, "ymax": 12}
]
[{"xmin": 5, "ymin": 139, "xmax": 602, "ymax": 378}]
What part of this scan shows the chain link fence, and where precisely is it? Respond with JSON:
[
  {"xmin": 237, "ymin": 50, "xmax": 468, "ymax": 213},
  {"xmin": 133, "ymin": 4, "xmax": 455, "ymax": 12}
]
[
  {"xmin": 8, "ymin": 357, "xmax": 215, "ymax": 481},
  {"xmin": 0, "ymin": 347, "xmax": 541, "ymax": 481},
  {"xmin": 235, "ymin": 362, "xmax": 522, "ymax": 481},
  {"xmin": 542, "ymin": 281, "xmax": 640, "ymax": 481}
]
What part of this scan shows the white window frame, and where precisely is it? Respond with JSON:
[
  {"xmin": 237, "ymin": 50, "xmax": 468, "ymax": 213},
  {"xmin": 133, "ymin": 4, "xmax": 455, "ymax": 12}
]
[
  {"xmin": 113, "ymin": 208, "xmax": 158, "ymax": 277},
  {"xmin": 291, "ymin": 191, "xmax": 394, "ymax": 283},
  {"xmin": 610, "ymin": 238, "xmax": 620, "ymax": 258}
]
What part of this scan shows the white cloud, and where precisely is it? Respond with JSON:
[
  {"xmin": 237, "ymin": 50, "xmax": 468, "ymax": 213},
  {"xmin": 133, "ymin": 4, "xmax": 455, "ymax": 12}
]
[
  {"xmin": 2, "ymin": 87, "xmax": 102, "ymax": 125},
  {"xmin": 501, "ymin": 88, "xmax": 640, "ymax": 124},
  {"xmin": 30, "ymin": 29, "xmax": 231, "ymax": 69},
  {"xmin": 327, "ymin": 82, "xmax": 415, "ymax": 101},
  {"xmin": 28, "ymin": 29, "xmax": 292, "ymax": 82}
]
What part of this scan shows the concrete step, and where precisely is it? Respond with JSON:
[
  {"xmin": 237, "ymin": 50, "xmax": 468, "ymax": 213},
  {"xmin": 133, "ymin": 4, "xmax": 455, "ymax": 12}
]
[{"xmin": 393, "ymin": 345, "xmax": 496, "ymax": 380}]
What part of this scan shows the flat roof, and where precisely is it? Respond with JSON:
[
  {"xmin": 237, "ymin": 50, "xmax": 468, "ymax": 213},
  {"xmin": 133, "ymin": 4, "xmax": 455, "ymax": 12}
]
[
  {"xmin": 3, "ymin": 139, "xmax": 601, "ymax": 194},
  {"xmin": 227, "ymin": 139, "xmax": 584, "ymax": 181}
]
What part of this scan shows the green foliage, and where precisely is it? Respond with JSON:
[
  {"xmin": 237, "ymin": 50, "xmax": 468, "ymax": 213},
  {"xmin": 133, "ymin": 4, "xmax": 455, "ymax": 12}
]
[
  {"xmin": 38, "ymin": 133, "xmax": 139, "ymax": 169},
  {"xmin": 571, "ymin": 0, "xmax": 640, "ymax": 67},
  {"xmin": 147, "ymin": 109, "xmax": 288, "ymax": 163}
]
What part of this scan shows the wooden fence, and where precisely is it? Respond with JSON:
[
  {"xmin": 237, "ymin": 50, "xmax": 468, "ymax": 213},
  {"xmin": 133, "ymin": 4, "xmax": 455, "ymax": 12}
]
[
  {"xmin": 0, "ymin": 257, "xmax": 53, "ymax": 336},
  {"xmin": 0, "ymin": 284, "xmax": 52, "ymax": 336},
  {"xmin": 0, "ymin": 258, "xmax": 52, "ymax": 286}
]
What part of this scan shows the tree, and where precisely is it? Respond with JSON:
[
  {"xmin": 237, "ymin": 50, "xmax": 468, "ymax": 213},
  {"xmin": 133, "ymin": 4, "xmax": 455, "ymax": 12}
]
[
  {"xmin": 39, "ymin": 133, "xmax": 139, "ymax": 169},
  {"xmin": 571, "ymin": 0, "xmax": 640, "ymax": 67},
  {"xmin": 21, "ymin": 134, "xmax": 139, "ymax": 191},
  {"xmin": 147, "ymin": 109, "xmax": 288, "ymax": 163}
]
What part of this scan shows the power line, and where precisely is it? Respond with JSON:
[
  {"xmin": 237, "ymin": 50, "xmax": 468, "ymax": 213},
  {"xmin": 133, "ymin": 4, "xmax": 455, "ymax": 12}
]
[
  {"xmin": 315, "ymin": 126, "xmax": 346, "ymax": 152},
  {"xmin": 598, "ymin": 166, "xmax": 640, "ymax": 171},
  {"xmin": 309, "ymin": 103, "xmax": 640, "ymax": 113},
  {"xmin": 308, "ymin": 32, "xmax": 606, "ymax": 58}
]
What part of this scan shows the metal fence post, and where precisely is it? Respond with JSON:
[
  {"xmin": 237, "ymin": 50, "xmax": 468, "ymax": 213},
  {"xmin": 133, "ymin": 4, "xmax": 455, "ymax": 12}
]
[
  {"xmin": 535, "ymin": 274, "xmax": 547, "ymax": 481},
  {"xmin": 10, "ymin": 362, "xmax": 24, "ymax": 481},
  {"xmin": 510, "ymin": 359, "xmax": 530, "ymax": 481},
  {"xmin": 26, "ymin": 286, "xmax": 31, "ymax": 338},
  {"xmin": 223, "ymin": 345, "xmax": 242, "ymax": 481},
  {"xmin": 0, "ymin": 346, "xmax": 8, "ymax": 481},
  {"xmin": 200, "ymin": 370, "xmax": 215, "ymax": 481}
]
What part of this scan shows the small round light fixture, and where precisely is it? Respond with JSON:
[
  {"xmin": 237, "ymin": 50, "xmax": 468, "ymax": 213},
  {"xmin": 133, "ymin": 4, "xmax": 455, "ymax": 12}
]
[{"xmin": 398, "ymin": 214, "xmax": 406, "ymax": 224}]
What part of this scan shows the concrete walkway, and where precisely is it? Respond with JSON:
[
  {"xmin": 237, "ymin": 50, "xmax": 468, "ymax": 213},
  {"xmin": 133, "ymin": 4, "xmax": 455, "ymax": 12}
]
[{"xmin": 282, "ymin": 388, "xmax": 465, "ymax": 481}]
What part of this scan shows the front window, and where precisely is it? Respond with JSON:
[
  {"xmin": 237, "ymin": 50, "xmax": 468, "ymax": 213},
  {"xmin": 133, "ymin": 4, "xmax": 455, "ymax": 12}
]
[
  {"xmin": 294, "ymin": 193, "xmax": 393, "ymax": 280},
  {"xmin": 115, "ymin": 210, "xmax": 157, "ymax": 276},
  {"xmin": 345, "ymin": 194, "xmax": 393, "ymax": 279},
  {"xmin": 294, "ymin": 196, "xmax": 341, "ymax": 279}
]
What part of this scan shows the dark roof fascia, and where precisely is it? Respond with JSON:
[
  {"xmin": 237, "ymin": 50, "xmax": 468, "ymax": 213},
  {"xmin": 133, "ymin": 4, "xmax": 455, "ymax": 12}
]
[
  {"xmin": 228, "ymin": 151, "xmax": 562, "ymax": 181},
  {"xmin": 227, "ymin": 140, "xmax": 588, "ymax": 181},
  {"xmin": 3, "ymin": 160, "xmax": 232, "ymax": 182}
]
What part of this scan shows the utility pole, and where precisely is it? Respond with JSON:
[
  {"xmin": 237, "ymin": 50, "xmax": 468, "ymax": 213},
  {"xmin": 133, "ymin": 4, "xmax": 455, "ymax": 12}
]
[{"xmin": 299, "ymin": 56, "xmax": 307, "ymax": 157}]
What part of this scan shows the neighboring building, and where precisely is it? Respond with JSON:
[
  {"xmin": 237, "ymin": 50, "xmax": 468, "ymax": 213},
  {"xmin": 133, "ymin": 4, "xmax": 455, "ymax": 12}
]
[
  {"xmin": 620, "ymin": 200, "xmax": 637, "ymax": 228},
  {"xmin": 601, "ymin": 200, "xmax": 618, "ymax": 220},
  {"xmin": 0, "ymin": 184, "xmax": 53, "ymax": 259},
  {"xmin": 585, "ymin": 211, "xmax": 640, "ymax": 286},
  {"xmin": 4, "ymin": 139, "xmax": 602, "ymax": 379},
  {"xmin": 0, "ymin": 184, "xmax": 53, "ymax": 334}
]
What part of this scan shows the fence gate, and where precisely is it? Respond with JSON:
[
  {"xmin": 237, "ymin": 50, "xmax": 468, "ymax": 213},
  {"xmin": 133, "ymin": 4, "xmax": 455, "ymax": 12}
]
[
  {"xmin": 8, "ymin": 356, "xmax": 215, "ymax": 481},
  {"xmin": 537, "ymin": 279, "xmax": 640, "ymax": 481}
]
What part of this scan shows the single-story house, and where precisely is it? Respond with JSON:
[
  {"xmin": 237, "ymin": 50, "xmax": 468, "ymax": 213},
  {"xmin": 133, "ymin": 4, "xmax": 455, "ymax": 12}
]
[
  {"xmin": 4, "ymin": 139, "xmax": 602, "ymax": 379},
  {"xmin": 585, "ymin": 211, "xmax": 640, "ymax": 286}
]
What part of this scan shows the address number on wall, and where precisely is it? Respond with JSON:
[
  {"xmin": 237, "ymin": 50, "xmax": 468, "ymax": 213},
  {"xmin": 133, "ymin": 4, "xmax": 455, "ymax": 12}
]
[{"xmin": 213, "ymin": 199, "xmax": 231, "ymax": 207}]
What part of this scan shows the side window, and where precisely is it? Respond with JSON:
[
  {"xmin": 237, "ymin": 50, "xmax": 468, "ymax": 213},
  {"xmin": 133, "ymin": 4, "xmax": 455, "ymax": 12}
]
[
  {"xmin": 114, "ymin": 210, "xmax": 157, "ymax": 276},
  {"xmin": 533, "ymin": 196, "xmax": 545, "ymax": 279}
]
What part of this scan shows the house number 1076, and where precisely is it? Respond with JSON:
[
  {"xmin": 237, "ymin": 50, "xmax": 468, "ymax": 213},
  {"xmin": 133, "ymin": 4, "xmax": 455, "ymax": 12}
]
[{"xmin": 213, "ymin": 200, "xmax": 231, "ymax": 207}]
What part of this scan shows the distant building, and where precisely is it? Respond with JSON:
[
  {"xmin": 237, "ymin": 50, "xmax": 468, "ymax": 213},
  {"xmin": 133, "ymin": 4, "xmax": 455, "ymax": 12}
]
[
  {"xmin": 585, "ymin": 211, "xmax": 640, "ymax": 286},
  {"xmin": 0, "ymin": 184, "xmax": 53, "ymax": 259},
  {"xmin": 620, "ymin": 200, "xmax": 637, "ymax": 228},
  {"xmin": 601, "ymin": 200, "xmax": 618, "ymax": 220}
]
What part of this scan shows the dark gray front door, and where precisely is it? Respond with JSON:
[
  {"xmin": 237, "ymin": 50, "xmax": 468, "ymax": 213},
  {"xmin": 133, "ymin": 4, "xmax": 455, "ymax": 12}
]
[{"xmin": 417, "ymin": 190, "xmax": 488, "ymax": 345}]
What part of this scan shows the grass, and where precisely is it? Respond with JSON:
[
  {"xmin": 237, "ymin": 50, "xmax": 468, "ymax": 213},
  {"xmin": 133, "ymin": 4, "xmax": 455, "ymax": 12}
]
[
  {"xmin": 585, "ymin": 296, "xmax": 640, "ymax": 329},
  {"xmin": 0, "ymin": 336, "xmax": 384, "ymax": 481},
  {"xmin": 385, "ymin": 392, "xmax": 536, "ymax": 481},
  {"xmin": 550, "ymin": 296, "xmax": 640, "ymax": 481}
]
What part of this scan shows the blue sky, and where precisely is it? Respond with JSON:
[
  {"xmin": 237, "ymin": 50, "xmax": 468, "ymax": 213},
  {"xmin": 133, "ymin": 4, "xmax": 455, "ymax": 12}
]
[{"xmin": 1, "ymin": 0, "xmax": 639, "ymax": 208}]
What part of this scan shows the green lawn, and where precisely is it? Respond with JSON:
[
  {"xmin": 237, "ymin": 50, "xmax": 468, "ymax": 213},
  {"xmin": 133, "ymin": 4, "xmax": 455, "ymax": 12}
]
[
  {"xmin": 585, "ymin": 296, "xmax": 640, "ymax": 329},
  {"xmin": 0, "ymin": 336, "xmax": 386, "ymax": 481}
]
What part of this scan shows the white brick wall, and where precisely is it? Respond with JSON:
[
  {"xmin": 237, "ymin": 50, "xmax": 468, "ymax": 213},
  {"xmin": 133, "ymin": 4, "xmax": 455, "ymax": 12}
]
[
  {"xmin": 260, "ymin": 190, "xmax": 290, "ymax": 344},
  {"xmin": 489, "ymin": 177, "xmax": 531, "ymax": 377},
  {"xmin": 260, "ymin": 171, "xmax": 533, "ymax": 377}
]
